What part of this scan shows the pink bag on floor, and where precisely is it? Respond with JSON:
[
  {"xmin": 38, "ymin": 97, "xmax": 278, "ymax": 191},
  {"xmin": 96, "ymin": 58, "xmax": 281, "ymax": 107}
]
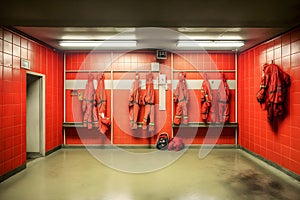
[{"xmin": 168, "ymin": 137, "xmax": 185, "ymax": 151}]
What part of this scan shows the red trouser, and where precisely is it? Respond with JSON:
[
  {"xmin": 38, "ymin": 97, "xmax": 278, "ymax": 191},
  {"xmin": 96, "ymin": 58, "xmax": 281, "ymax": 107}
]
[
  {"xmin": 174, "ymin": 101, "xmax": 188, "ymax": 125},
  {"xmin": 143, "ymin": 104, "xmax": 155, "ymax": 132},
  {"xmin": 219, "ymin": 101, "xmax": 229, "ymax": 122},
  {"xmin": 129, "ymin": 103, "xmax": 140, "ymax": 129},
  {"xmin": 201, "ymin": 101, "xmax": 210, "ymax": 122},
  {"xmin": 209, "ymin": 101, "xmax": 217, "ymax": 122},
  {"xmin": 83, "ymin": 101, "xmax": 98, "ymax": 129}
]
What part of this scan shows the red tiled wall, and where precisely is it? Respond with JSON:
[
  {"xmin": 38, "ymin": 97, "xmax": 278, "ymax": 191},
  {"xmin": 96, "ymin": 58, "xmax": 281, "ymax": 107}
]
[
  {"xmin": 173, "ymin": 53, "xmax": 236, "ymax": 122},
  {"xmin": 238, "ymin": 27, "xmax": 300, "ymax": 175},
  {"xmin": 65, "ymin": 51, "xmax": 236, "ymax": 145},
  {"xmin": 0, "ymin": 27, "xmax": 64, "ymax": 177}
]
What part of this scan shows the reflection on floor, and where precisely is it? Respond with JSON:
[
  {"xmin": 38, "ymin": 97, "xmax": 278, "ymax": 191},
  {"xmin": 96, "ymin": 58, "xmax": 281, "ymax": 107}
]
[{"xmin": 0, "ymin": 149, "xmax": 299, "ymax": 200}]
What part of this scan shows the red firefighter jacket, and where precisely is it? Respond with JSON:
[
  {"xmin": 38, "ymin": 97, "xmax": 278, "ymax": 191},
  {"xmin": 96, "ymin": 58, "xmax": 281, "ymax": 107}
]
[
  {"xmin": 200, "ymin": 74, "xmax": 213, "ymax": 121},
  {"xmin": 82, "ymin": 74, "xmax": 98, "ymax": 129},
  {"xmin": 95, "ymin": 73, "xmax": 107, "ymax": 114},
  {"xmin": 218, "ymin": 74, "xmax": 230, "ymax": 122},
  {"xmin": 142, "ymin": 73, "xmax": 155, "ymax": 131},
  {"xmin": 256, "ymin": 63, "xmax": 290, "ymax": 121},
  {"xmin": 174, "ymin": 72, "xmax": 189, "ymax": 103},
  {"xmin": 83, "ymin": 74, "xmax": 95, "ymax": 103},
  {"xmin": 95, "ymin": 73, "xmax": 110, "ymax": 134},
  {"xmin": 82, "ymin": 74, "xmax": 96, "ymax": 113},
  {"xmin": 218, "ymin": 74, "xmax": 230, "ymax": 104},
  {"xmin": 142, "ymin": 73, "xmax": 155, "ymax": 105},
  {"xmin": 129, "ymin": 74, "xmax": 142, "ymax": 106}
]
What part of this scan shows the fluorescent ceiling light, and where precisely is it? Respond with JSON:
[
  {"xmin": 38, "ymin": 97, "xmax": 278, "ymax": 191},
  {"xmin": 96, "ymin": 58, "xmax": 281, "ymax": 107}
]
[
  {"xmin": 177, "ymin": 27, "xmax": 241, "ymax": 32},
  {"xmin": 177, "ymin": 40, "xmax": 244, "ymax": 48},
  {"xmin": 63, "ymin": 27, "xmax": 136, "ymax": 32},
  {"xmin": 61, "ymin": 34, "xmax": 136, "ymax": 40},
  {"xmin": 178, "ymin": 35, "xmax": 242, "ymax": 40},
  {"xmin": 217, "ymin": 35, "xmax": 242, "ymax": 40},
  {"xmin": 59, "ymin": 40, "xmax": 137, "ymax": 47}
]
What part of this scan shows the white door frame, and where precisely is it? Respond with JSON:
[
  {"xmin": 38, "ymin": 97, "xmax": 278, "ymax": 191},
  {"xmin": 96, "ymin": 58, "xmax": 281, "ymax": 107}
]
[{"xmin": 26, "ymin": 71, "xmax": 46, "ymax": 156}]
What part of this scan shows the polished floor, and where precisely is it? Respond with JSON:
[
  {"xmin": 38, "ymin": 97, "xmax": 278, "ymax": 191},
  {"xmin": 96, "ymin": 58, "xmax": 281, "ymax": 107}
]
[{"xmin": 0, "ymin": 148, "xmax": 299, "ymax": 200}]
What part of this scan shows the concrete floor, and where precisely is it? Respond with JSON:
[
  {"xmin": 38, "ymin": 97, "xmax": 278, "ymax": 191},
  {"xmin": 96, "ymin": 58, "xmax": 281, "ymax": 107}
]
[{"xmin": 0, "ymin": 148, "xmax": 299, "ymax": 200}]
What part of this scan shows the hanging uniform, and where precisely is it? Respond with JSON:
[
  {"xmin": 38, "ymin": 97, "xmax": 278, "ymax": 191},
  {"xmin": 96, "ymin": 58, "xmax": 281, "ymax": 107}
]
[
  {"xmin": 95, "ymin": 73, "xmax": 110, "ymax": 134},
  {"xmin": 82, "ymin": 74, "xmax": 98, "ymax": 129},
  {"xmin": 256, "ymin": 63, "xmax": 290, "ymax": 121},
  {"xmin": 218, "ymin": 74, "xmax": 230, "ymax": 122},
  {"xmin": 142, "ymin": 73, "xmax": 155, "ymax": 132},
  {"xmin": 173, "ymin": 72, "xmax": 189, "ymax": 125},
  {"xmin": 209, "ymin": 93, "xmax": 218, "ymax": 122},
  {"xmin": 98, "ymin": 116, "xmax": 111, "ymax": 134},
  {"xmin": 200, "ymin": 73, "xmax": 213, "ymax": 122},
  {"xmin": 129, "ymin": 73, "xmax": 142, "ymax": 129},
  {"xmin": 95, "ymin": 73, "xmax": 107, "ymax": 115}
]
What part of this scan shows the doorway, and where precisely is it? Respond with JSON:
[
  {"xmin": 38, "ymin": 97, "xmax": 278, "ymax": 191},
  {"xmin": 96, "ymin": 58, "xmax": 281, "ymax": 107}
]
[{"xmin": 26, "ymin": 73, "xmax": 45, "ymax": 161}]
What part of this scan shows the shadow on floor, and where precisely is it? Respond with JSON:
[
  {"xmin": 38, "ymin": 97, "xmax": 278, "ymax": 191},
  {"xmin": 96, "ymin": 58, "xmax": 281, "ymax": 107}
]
[{"xmin": 26, "ymin": 152, "xmax": 42, "ymax": 162}]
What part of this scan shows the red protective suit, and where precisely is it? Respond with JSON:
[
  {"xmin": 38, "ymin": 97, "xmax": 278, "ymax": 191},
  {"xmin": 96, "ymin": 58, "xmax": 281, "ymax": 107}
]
[
  {"xmin": 218, "ymin": 74, "xmax": 230, "ymax": 122},
  {"xmin": 174, "ymin": 72, "xmax": 189, "ymax": 125},
  {"xmin": 95, "ymin": 73, "xmax": 110, "ymax": 134},
  {"xmin": 200, "ymin": 74, "xmax": 213, "ymax": 122},
  {"xmin": 142, "ymin": 73, "xmax": 155, "ymax": 132},
  {"xmin": 82, "ymin": 74, "xmax": 98, "ymax": 129},
  {"xmin": 129, "ymin": 73, "xmax": 142, "ymax": 129},
  {"xmin": 256, "ymin": 63, "xmax": 290, "ymax": 121},
  {"xmin": 95, "ymin": 73, "xmax": 107, "ymax": 114}
]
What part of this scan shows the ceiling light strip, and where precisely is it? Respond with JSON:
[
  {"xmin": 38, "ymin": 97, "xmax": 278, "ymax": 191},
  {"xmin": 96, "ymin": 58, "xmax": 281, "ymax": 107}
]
[
  {"xmin": 59, "ymin": 40, "xmax": 137, "ymax": 47},
  {"xmin": 177, "ymin": 40, "xmax": 244, "ymax": 48}
]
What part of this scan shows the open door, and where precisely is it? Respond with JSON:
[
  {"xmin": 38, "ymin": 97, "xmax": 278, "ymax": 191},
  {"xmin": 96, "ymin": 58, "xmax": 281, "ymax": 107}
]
[{"xmin": 26, "ymin": 73, "xmax": 45, "ymax": 161}]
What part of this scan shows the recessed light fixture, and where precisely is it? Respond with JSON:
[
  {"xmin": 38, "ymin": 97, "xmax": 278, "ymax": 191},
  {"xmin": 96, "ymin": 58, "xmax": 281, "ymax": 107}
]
[
  {"xmin": 59, "ymin": 40, "xmax": 137, "ymax": 47},
  {"xmin": 178, "ymin": 35, "xmax": 243, "ymax": 40},
  {"xmin": 61, "ymin": 34, "xmax": 136, "ymax": 40},
  {"xmin": 176, "ymin": 40, "xmax": 244, "ymax": 48}
]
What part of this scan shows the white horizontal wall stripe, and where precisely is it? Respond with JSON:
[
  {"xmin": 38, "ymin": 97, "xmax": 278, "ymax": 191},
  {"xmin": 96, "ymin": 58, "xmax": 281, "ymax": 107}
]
[
  {"xmin": 65, "ymin": 80, "xmax": 113, "ymax": 90},
  {"xmin": 172, "ymin": 80, "xmax": 236, "ymax": 90},
  {"xmin": 65, "ymin": 79, "xmax": 236, "ymax": 90}
]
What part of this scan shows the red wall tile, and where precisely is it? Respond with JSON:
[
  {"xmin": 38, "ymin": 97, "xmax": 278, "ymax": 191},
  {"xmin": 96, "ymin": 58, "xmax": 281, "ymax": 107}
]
[
  {"xmin": 0, "ymin": 27, "xmax": 63, "ymax": 177},
  {"xmin": 238, "ymin": 27, "xmax": 300, "ymax": 175},
  {"xmin": 65, "ymin": 51, "xmax": 237, "ymax": 145}
]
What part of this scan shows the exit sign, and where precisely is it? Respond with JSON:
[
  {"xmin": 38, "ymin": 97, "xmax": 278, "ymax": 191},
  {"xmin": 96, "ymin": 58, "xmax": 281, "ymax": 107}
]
[
  {"xmin": 156, "ymin": 50, "xmax": 167, "ymax": 59},
  {"xmin": 21, "ymin": 59, "xmax": 30, "ymax": 70}
]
